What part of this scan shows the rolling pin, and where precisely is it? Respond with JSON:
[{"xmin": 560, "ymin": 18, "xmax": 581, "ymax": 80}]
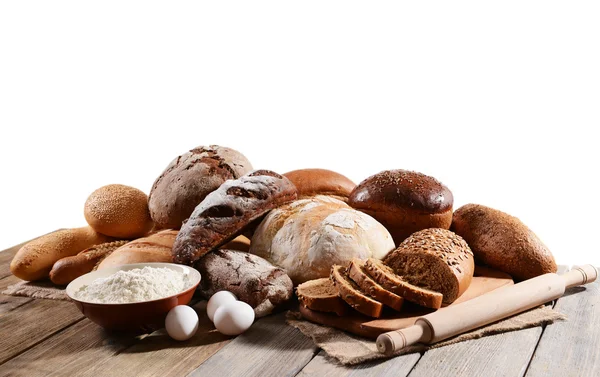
[{"xmin": 376, "ymin": 265, "xmax": 598, "ymax": 355}]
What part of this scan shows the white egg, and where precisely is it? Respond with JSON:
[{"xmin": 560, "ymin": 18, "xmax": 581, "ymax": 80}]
[
  {"xmin": 207, "ymin": 291, "xmax": 237, "ymax": 322},
  {"xmin": 165, "ymin": 305, "xmax": 199, "ymax": 341},
  {"xmin": 213, "ymin": 300, "xmax": 255, "ymax": 336}
]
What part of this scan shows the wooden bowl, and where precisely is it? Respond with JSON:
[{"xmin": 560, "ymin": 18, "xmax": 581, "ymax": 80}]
[{"xmin": 66, "ymin": 263, "xmax": 201, "ymax": 332}]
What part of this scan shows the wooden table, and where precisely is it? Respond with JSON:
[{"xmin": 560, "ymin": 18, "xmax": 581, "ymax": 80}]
[{"xmin": 1, "ymin": 238, "xmax": 599, "ymax": 377}]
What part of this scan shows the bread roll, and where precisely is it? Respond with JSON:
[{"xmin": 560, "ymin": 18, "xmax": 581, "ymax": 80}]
[
  {"xmin": 249, "ymin": 195, "xmax": 395, "ymax": 285},
  {"xmin": 283, "ymin": 168, "xmax": 356, "ymax": 202},
  {"xmin": 84, "ymin": 184, "xmax": 153, "ymax": 239},
  {"xmin": 10, "ymin": 227, "xmax": 112, "ymax": 281},
  {"xmin": 451, "ymin": 203, "xmax": 557, "ymax": 281},
  {"xmin": 348, "ymin": 169, "xmax": 453, "ymax": 244},
  {"xmin": 148, "ymin": 145, "xmax": 253, "ymax": 229}
]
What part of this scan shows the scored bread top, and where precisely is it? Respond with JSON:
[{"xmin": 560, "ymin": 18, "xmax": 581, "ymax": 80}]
[
  {"xmin": 348, "ymin": 258, "xmax": 404, "ymax": 311},
  {"xmin": 296, "ymin": 278, "xmax": 349, "ymax": 316},
  {"xmin": 330, "ymin": 265, "xmax": 383, "ymax": 318}
]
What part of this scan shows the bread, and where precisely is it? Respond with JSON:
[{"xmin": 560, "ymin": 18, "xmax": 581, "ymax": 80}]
[
  {"xmin": 84, "ymin": 184, "xmax": 153, "ymax": 239},
  {"xmin": 10, "ymin": 227, "xmax": 112, "ymax": 281},
  {"xmin": 383, "ymin": 228, "xmax": 474, "ymax": 304},
  {"xmin": 348, "ymin": 169, "xmax": 453, "ymax": 244},
  {"xmin": 451, "ymin": 203, "xmax": 557, "ymax": 281},
  {"xmin": 365, "ymin": 258, "xmax": 443, "ymax": 309},
  {"xmin": 249, "ymin": 195, "xmax": 394, "ymax": 285},
  {"xmin": 347, "ymin": 258, "xmax": 404, "ymax": 311},
  {"xmin": 195, "ymin": 249, "xmax": 293, "ymax": 318},
  {"xmin": 97, "ymin": 229, "xmax": 178, "ymax": 269},
  {"xmin": 330, "ymin": 265, "xmax": 383, "ymax": 318},
  {"xmin": 148, "ymin": 145, "xmax": 253, "ymax": 229},
  {"xmin": 49, "ymin": 240, "xmax": 128, "ymax": 285},
  {"xmin": 283, "ymin": 168, "xmax": 356, "ymax": 202},
  {"xmin": 221, "ymin": 235, "xmax": 251, "ymax": 252},
  {"xmin": 173, "ymin": 170, "xmax": 298, "ymax": 265},
  {"xmin": 296, "ymin": 278, "xmax": 349, "ymax": 316}
]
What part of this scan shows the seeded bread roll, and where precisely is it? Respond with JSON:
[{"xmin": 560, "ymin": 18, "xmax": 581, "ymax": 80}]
[
  {"xmin": 348, "ymin": 258, "xmax": 404, "ymax": 311},
  {"xmin": 348, "ymin": 170, "xmax": 453, "ymax": 244},
  {"xmin": 283, "ymin": 168, "xmax": 356, "ymax": 202},
  {"xmin": 330, "ymin": 265, "xmax": 383, "ymax": 318},
  {"xmin": 296, "ymin": 278, "xmax": 349, "ymax": 316},
  {"xmin": 451, "ymin": 203, "xmax": 557, "ymax": 281},
  {"xmin": 97, "ymin": 229, "xmax": 178, "ymax": 269},
  {"xmin": 383, "ymin": 228, "xmax": 474, "ymax": 304}
]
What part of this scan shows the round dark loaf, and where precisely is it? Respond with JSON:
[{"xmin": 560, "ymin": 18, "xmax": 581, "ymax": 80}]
[
  {"xmin": 195, "ymin": 249, "xmax": 294, "ymax": 318},
  {"xmin": 283, "ymin": 168, "xmax": 356, "ymax": 202},
  {"xmin": 451, "ymin": 203, "xmax": 557, "ymax": 281}
]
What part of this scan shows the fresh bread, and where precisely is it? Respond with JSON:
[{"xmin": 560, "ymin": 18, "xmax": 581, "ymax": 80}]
[
  {"xmin": 148, "ymin": 145, "xmax": 253, "ymax": 229},
  {"xmin": 348, "ymin": 169, "xmax": 453, "ymax": 244},
  {"xmin": 330, "ymin": 265, "xmax": 383, "ymax": 318},
  {"xmin": 249, "ymin": 195, "xmax": 394, "ymax": 285},
  {"xmin": 348, "ymin": 258, "xmax": 404, "ymax": 311},
  {"xmin": 10, "ymin": 227, "xmax": 112, "ymax": 281},
  {"xmin": 383, "ymin": 228, "xmax": 474, "ymax": 304},
  {"xmin": 365, "ymin": 258, "xmax": 443, "ymax": 309},
  {"xmin": 296, "ymin": 278, "xmax": 349, "ymax": 316},
  {"xmin": 221, "ymin": 235, "xmax": 251, "ymax": 252},
  {"xmin": 84, "ymin": 184, "xmax": 153, "ymax": 239},
  {"xmin": 173, "ymin": 170, "xmax": 298, "ymax": 265},
  {"xmin": 49, "ymin": 240, "xmax": 129, "ymax": 285},
  {"xmin": 97, "ymin": 229, "xmax": 178, "ymax": 269},
  {"xmin": 451, "ymin": 203, "xmax": 557, "ymax": 281},
  {"xmin": 283, "ymin": 168, "xmax": 356, "ymax": 202}
]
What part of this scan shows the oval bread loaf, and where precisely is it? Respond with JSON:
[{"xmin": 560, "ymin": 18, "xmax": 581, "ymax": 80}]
[
  {"xmin": 283, "ymin": 168, "xmax": 356, "ymax": 202},
  {"xmin": 97, "ymin": 229, "xmax": 178, "ymax": 269}
]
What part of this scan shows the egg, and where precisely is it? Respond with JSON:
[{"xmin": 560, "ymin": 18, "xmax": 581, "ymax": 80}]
[
  {"xmin": 213, "ymin": 300, "xmax": 255, "ymax": 336},
  {"xmin": 165, "ymin": 305, "xmax": 199, "ymax": 341},
  {"xmin": 207, "ymin": 291, "xmax": 237, "ymax": 322}
]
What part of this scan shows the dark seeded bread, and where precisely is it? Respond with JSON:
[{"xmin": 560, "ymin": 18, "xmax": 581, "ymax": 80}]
[
  {"xmin": 296, "ymin": 278, "xmax": 349, "ymax": 316},
  {"xmin": 330, "ymin": 265, "xmax": 383, "ymax": 318},
  {"xmin": 348, "ymin": 259, "xmax": 404, "ymax": 311},
  {"xmin": 364, "ymin": 258, "xmax": 443, "ymax": 309}
]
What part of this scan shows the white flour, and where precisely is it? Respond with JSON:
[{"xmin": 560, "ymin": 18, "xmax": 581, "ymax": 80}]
[{"xmin": 75, "ymin": 266, "xmax": 189, "ymax": 304}]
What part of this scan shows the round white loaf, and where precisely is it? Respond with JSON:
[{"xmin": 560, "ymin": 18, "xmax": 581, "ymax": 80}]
[{"xmin": 249, "ymin": 196, "xmax": 395, "ymax": 284}]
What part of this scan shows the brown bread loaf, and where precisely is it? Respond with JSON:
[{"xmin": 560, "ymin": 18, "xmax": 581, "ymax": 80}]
[
  {"xmin": 296, "ymin": 278, "xmax": 349, "ymax": 316},
  {"xmin": 451, "ymin": 203, "xmax": 557, "ymax": 281},
  {"xmin": 348, "ymin": 258, "xmax": 404, "ymax": 311},
  {"xmin": 148, "ymin": 145, "xmax": 253, "ymax": 229},
  {"xmin": 283, "ymin": 168, "xmax": 356, "ymax": 202},
  {"xmin": 173, "ymin": 170, "xmax": 298, "ymax": 265},
  {"xmin": 330, "ymin": 265, "xmax": 383, "ymax": 318},
  {"xmin": 384, "ymin": 228, "xmax": 474, "ymax": 304},
  {"xmin": 10, "ymin": 227, "xmax": 112, "ymax": 281},
  {"xmin": 221, "ymin": 235, "xmax": 251, "ymax": 252},
  {"xmin": 97, "ymin": 229, "xmax": 178, "ymax": 269},
  {"xmin": 348, "ymin": 169, "xmax": 453, "ymax": 244}
]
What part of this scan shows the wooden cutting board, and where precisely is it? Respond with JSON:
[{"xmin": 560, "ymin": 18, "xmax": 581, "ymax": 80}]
[{"xmin": 299, "ymin": 265, "xmax": 514, "ymax": 339}]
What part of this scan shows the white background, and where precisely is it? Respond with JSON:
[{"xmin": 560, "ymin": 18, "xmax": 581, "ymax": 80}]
[{"xmin": 1, "ymin": 2, "xmax": 598, "ymax": 266}]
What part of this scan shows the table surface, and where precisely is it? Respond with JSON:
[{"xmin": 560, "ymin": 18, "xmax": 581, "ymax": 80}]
[{"xmin": 1, "ymin": 236, "xmax": 599, "ymax": 377}]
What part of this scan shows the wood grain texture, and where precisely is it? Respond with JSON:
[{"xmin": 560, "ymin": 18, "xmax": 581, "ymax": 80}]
[
  {"xmin": 188, "ymin": 312, "xmax": 319, "ymax": 377},
  {"xmin": 0, "ymin": 275, "xmax": 32, "ymax": 316},
  {"xmin": 297, "ymin": 350, "xmax": 421, "ymax": 377},
  {"xmin": 525, "ymin": 267, "xmax": 600, "ymax": 377}
]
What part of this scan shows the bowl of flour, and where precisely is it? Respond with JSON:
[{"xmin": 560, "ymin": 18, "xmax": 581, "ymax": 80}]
[{"xmin": 66, "ymin": 263, "xmax": 201, "ymax": 331}]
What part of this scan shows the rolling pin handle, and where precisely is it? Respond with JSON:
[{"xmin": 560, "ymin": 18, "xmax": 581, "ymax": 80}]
[
  {"xmin": 562, "ymin": 265, "xmax": 598, "ymax": 289},
  {"xmin": 376, "ymin": 320, "xmax": 433, "ymax": 355}
]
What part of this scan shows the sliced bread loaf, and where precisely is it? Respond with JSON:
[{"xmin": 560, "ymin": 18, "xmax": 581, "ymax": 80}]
[
  {"xmin": 348, "ymin": 259, "xmax": 404, "ymax": 311},
  {"xmin": 330, "ymin": 265, "xmax": 383, "ymax": 318},
  {"xmin": 296, "ymin": 278, "xmax": 349, "ymax": 316}
]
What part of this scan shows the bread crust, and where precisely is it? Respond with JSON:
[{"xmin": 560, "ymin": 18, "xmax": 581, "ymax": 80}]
[
  {"xmin": 330, "ymin": 265, "xmax": 383, "ymax": 318},
  {"xmin": 283, "ymin": 168, "xmax": 356, "ymax": 201},
  {"xmin": 97, "ymin": 229, "xmax": 178, "ymax": 269},
  {"xmin": 296, "ymin": 278, "xmax": 349, "ymax": 316},
  {"xmin": 348, "ymin": 259, "xmax": 404, "ymax": 311}
]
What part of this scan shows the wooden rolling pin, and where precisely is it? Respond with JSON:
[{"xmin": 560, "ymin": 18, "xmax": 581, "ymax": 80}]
[{"xmin": 376, "ymin": 265, "xmax": 598, "ymax": 355}]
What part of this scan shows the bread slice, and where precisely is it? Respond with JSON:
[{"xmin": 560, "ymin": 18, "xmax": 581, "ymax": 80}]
[
  {"xmin": 330, "ymin": 265, "xmax": 383, "ymax": 318},
  {"xmin": 364, "ymin": 258, "xmax": 443, "ymax": 309},
  {"xmin": 348, "ymin": 259, "xmax": 404, "ymax": 311},
  {"xmin": 296, "ymin": 278, "xmax": 348, "ymax": 316}
]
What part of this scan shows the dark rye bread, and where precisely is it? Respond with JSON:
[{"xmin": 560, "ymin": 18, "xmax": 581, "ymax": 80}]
[
  {"xmin": 451, "ymin": 204, "xmax": 557, "ymax": 281},
  {"xmin": 172, "ymin": 170, "xmax": 298, "ymax": 264},
  {"xmin": 330, "ymin": 265, "xmax": 383, "ymax": 318},
  {"xmin": 296, "ymin": 278, "xmax": 349, "ymax": 316},
  {"xmin": 384, "ymin": 228, "xmax": 474, "ymax": 304},
  {"xmin": 365, "ymin": 258, "xmax": 443, "ymax": 309},
  {"xmin": 348, "ymin": 259, "xmax": 404, "ymax": 311},
  {"xmin": 348, "ymin": 169, "xmax": 453, "ymax": 244}
]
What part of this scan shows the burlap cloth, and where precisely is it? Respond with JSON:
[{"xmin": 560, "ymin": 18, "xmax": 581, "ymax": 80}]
[
  {"xmin": 286, "ymin": 306, "xmax": 565, "ymax": 365},
  {"xmin": 2, "ymin": 280, "xmax": 69, "ymax": 300}
]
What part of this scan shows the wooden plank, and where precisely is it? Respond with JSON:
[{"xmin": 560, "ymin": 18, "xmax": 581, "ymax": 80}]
[
  {"xmin": 297, "ymin": 350, "xmax": 421, "ymax": 377},
  {"xmin": 188, "ymin": 312, "xmax": 319, "ymax": 377},
  {"xmin": 525, "ymin": 266, "xmax": 600, "ymax": 377},
  {"xmin": 0, "ymin": 275, "xmax": 32, "ymax": 316}
]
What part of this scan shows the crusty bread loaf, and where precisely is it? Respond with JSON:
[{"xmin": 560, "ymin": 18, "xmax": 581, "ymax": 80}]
[
  {"xmin": 10, "ymin": 227, "xmax": 112, "ymax": 281},
  {"xmin": 348, "ymin": 170, "xmax": 453, "ymax": 244},
  {"xmin": 365, "ymin": 258, "xmax": 443, "ymax": 309},
  {"xmin": 330, "ymin": 265, "xmax": 383, "ymax": 318},
  {"xmin": 283, "ymin": 168, "xmax": 356, "ymax": 202},
  {"xmin": 384, "ymin": 228, "xmax": 474, "ymax": 304},
  {"xmin": 148, "ymin": 145, "xmax": 253, "ymax": 229},
  {"xmin": 221, "ymin": 235, "xmax": 251, "ymax": 252},
  {"xmin": 348, "ymin": 258, "xmax": 404, "ymax": 311},
  {"xmin": 296, "ymin": 278, "xmax": 349, "ymax": 316},
  {"xmin": 451, "ymin": 203, "xmax": 557, "ymax": 281},
  {"xmin": 97, "ymin": 229, "xmax": 178, "ymax": 269},
  {"xmin": 249, "ymin": 195, "xmax": 395, "ymax": 285},
  {"xmin": 173, "ymin": 170, "xmax": 298, "ymax": 265}
]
